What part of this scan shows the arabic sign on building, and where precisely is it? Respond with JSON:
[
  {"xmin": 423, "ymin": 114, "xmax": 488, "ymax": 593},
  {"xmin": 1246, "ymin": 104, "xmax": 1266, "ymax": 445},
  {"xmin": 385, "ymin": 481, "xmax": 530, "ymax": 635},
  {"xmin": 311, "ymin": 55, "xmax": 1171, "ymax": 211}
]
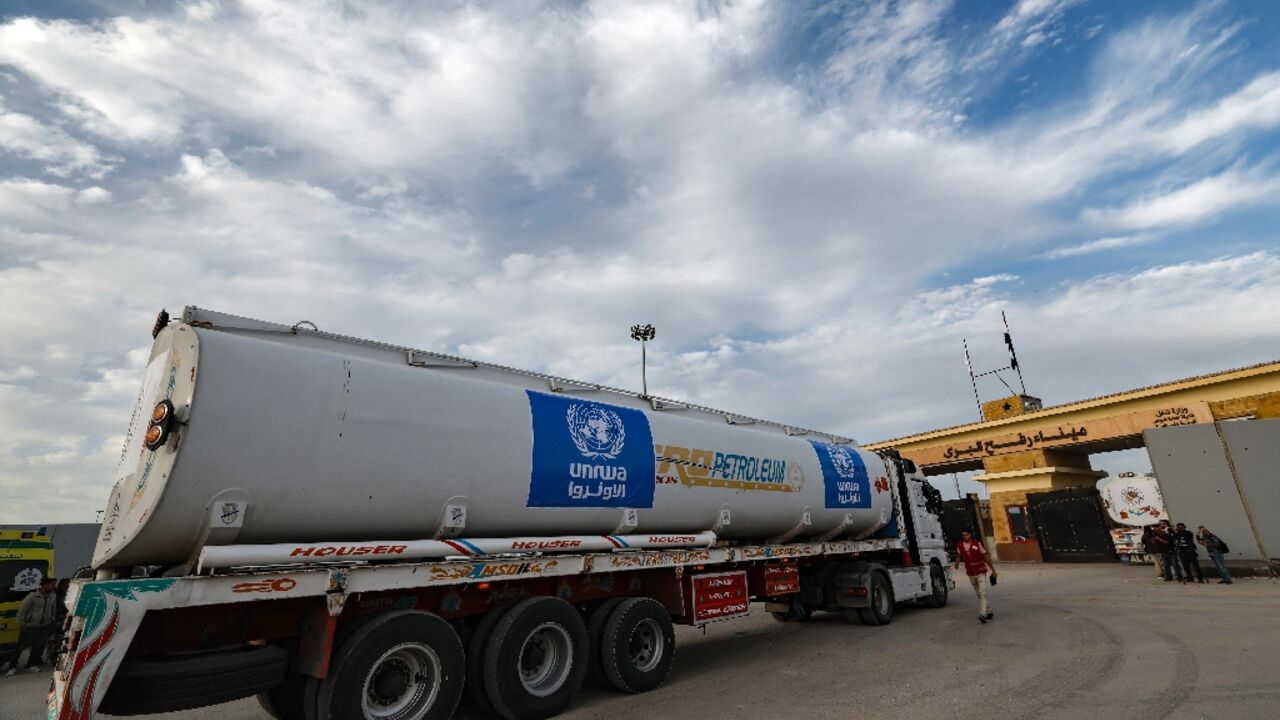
[{"xmin": 913, "ymin": 402, "xmax": 1214, "ymax": 466}]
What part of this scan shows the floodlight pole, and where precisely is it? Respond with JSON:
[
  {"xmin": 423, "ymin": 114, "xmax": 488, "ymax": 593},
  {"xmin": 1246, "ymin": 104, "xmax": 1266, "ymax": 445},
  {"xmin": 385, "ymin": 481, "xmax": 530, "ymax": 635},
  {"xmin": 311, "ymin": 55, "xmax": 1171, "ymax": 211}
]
[{"xmin": 630, "ymin": 324, "xmax": 656, "ymax": 397}]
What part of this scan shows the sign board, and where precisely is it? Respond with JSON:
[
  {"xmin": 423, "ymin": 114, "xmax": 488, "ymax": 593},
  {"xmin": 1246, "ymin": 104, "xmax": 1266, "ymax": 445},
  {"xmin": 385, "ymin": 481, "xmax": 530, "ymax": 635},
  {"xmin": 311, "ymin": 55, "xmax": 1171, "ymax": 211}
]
[
  {"xmin": 685, "ymin": 570, "xmax": 749, "ymax": 624},
  {"xmin": 763, "ymin": 564, "xmax": 800, "ymax": 596},
  {"xmin": 912, "ymin": 401, "xmax": 1215, "ymax": 466}
]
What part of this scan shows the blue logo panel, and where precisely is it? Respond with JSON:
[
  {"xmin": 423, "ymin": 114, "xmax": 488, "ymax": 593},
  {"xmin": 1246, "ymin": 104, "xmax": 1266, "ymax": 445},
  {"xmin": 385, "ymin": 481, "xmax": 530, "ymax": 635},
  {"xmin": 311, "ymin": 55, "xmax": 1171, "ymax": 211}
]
[
  {"xmin": 810, "ymin": 440, "xmax": 871, "ymax": 509},
  {"xmin": 527, "ymin": 391, "xmax": 656, "ymax": 508}
]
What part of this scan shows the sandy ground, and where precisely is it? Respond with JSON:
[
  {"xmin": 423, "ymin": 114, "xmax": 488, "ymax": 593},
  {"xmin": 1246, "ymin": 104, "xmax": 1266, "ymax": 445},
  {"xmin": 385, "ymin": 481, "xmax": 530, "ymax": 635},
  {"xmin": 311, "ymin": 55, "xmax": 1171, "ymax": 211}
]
[{"xmin": 3, "ymin": 562, "xmax": 1277, "ymax": 720}]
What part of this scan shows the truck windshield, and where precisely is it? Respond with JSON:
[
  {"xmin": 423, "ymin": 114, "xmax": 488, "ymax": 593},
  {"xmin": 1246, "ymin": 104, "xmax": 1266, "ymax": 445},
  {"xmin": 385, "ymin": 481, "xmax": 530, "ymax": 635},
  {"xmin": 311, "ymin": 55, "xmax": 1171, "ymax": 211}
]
[{"xmin": 1, "ymin": 560, "xmax": 48, "ymax": 603}]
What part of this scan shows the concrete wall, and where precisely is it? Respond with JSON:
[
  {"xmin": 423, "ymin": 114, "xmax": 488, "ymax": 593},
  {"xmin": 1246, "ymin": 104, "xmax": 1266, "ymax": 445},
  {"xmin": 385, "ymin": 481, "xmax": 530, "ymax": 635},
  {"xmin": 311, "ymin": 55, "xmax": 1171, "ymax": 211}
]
[
  {"xmin": 1219, "ymin": 419, "xmax": 1280, "ymax": 559},
  {"xmin": 1143, "ymin": 420, "xmax": 1278, "ymax": 565}
]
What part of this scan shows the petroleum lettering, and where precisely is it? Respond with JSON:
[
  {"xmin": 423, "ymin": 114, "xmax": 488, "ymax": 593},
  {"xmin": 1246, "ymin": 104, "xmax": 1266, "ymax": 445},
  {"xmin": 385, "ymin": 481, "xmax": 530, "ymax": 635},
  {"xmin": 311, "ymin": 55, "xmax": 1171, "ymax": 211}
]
[{"xmin": 656, "ymin": 444, "xmax": 790, "ymax": 489}]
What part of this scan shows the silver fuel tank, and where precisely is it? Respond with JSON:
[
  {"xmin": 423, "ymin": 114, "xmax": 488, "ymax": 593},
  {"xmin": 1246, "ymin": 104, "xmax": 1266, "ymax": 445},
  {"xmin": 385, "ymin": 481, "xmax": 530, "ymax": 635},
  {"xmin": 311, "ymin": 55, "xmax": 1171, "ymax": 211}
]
[{"xmin": 93, "ymin": 308, "xmax": 894, "ymax": 569}]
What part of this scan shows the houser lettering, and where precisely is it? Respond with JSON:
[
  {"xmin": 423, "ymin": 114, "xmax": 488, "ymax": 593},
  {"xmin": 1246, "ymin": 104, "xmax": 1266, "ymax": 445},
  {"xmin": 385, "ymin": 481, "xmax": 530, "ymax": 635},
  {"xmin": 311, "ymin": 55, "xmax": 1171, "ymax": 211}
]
[{"xmin": 289, "ymin": 544, "xmax": 408, "ymax": 558}]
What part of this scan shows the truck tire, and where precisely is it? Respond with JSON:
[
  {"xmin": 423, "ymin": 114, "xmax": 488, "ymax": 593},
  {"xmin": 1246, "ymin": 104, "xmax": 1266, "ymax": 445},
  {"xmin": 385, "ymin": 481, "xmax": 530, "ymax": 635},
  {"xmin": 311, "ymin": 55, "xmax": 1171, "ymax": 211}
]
[
  {"xmin": 585, "ymin": 598, "xmax": 627, "ymax": 688},
  {"xmin": 600, "ymin": 598, "xmax": 675, "ymax": 694},
  {"xmin": 465, "ymin": 599, "xmax": 519, "ymax": 713},
  {"xmin": 858, "ymin": 571, "xmax": 895, "ymax": 626},
  {"xmin": 923, "ymin": 562, "xmax": 948, "ymax": 609},
  {"xmin": 316, "ymin": 610, "xmax": 464, "ymax": 720},
  {"xmin": 98, "ymin": 644, "xmax": 288, "ymax": 715},
  {"xmin": 482, "ymin": 597, "xmax": 587, "ymax": 720},
  {"xmin": 769, "ymin": 596, "xmax": 812, "ymax": 622},
  {"xmin": 257, "ymin": 672, "xmax": 309, "ymax": 720},
  {"xmin": 302, "ymin": 676, "xmax": 321, "ymax": 720}
]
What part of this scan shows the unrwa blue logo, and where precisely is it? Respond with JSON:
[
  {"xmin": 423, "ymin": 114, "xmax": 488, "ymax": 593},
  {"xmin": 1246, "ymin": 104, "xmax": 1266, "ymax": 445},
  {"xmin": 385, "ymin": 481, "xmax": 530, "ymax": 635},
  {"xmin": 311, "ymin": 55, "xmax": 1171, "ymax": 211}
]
[
  {"xmin": 567, "ymin": 402, "xmax": 626, "ymax": 459},
  {"xmin": 811, "ymin": 440, "xmax": 870, "ymax": 509},
  {"xmin": 527, "ymin": 391, "xmax": 656, "ymax": 509}
]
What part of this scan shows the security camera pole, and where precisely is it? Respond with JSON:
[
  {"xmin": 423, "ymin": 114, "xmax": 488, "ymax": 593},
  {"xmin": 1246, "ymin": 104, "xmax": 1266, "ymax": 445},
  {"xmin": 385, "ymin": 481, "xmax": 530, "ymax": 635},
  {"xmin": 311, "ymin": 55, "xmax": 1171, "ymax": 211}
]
[{"xmin": 630, "ymin": 323, "xmax": 656, "ymax": 397}]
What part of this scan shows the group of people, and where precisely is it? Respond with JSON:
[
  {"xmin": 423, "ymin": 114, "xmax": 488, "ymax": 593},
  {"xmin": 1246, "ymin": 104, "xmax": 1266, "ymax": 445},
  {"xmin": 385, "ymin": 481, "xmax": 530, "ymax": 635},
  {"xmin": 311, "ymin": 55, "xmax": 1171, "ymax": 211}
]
[
  {"xmin": 2, "ymin": 576, "xmax": 62, "ymax": 677},
  {"xmin": 1143, "ymin": 520, "xmax": 1233, "ymax": 584},
  {"xmin": 952, "ymin": 520, "xmax": 1235, "ymax": 626}
]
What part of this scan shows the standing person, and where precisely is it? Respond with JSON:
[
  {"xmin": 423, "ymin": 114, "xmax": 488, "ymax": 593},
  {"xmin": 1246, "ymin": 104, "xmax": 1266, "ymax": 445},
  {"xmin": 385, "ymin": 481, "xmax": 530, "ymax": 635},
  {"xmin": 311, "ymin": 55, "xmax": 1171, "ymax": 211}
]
[
  {"xmin": 1197, "ymin": 526, "xmax": 1233, "ymax": 584},
  {"xmin": 1141, "ymin": 524, "xmax": 1163, "ymax": 578},
  {"xmin": 953, "ymin": 530, "xmax": 997, "ymax": 624},
  {"xmin": 1172, "ymin": 523, "xmax": 1206, "ymax": 584},
  {"xmin": 4, "ymin": 577, "xmax": 58, "ymax": 676},
  {"xmin": 1149, "ymin": 521, "xmax": 1182, "ymax": 582},
  {"xmin": 42, "ymin": 578, "xmax": 72, "ymax": 665}
]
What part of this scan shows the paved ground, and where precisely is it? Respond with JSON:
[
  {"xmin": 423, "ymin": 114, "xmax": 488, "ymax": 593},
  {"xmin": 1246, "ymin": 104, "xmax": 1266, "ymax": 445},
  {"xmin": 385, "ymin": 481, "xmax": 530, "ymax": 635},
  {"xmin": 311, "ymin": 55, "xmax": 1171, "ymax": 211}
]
[{"xmin": 4, "ymin": 563, "xmax": 1277, "ymax": 720}]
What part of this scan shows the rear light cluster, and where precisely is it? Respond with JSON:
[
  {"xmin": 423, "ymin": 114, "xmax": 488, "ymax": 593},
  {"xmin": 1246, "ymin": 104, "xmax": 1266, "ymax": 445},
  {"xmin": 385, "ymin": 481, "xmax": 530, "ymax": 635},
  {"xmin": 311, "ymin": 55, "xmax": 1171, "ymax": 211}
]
[{"xmin": 144, "ymin": 399, "xmax": 176, "ymax": 451}]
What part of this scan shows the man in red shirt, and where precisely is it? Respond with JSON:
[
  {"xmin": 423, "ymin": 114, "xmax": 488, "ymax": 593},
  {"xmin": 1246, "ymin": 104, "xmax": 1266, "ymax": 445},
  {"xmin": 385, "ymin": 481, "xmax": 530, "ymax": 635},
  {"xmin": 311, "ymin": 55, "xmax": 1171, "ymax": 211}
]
[{"xmin": 954, "ymin": 530, "xmax": 997, "ymax": 624}]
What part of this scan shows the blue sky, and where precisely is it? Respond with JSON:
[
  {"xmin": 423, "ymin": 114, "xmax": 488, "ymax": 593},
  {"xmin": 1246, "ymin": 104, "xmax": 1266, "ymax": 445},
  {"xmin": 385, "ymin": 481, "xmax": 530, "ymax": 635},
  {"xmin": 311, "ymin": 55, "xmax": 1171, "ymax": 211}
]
[{"xmin": 1, "ymin": 0, "xmax": 1279, "ymax": 520}]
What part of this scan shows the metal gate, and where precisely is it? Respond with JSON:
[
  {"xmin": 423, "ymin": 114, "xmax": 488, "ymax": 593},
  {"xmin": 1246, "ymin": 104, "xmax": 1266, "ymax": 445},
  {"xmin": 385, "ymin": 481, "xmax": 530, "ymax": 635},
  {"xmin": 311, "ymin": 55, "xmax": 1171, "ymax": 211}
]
[{"xmin": 1026, "ymin": 488, "xmax": 1117, "ymax": 563}]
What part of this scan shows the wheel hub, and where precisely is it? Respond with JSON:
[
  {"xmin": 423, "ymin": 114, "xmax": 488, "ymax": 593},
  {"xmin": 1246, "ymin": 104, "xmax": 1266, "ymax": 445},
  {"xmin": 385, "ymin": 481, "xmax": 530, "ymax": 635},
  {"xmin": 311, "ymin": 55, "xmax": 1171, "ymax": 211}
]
[
  {"xmin": 628, "ymin": 618, "xmax": 664, "ymax": 672},
  {"xmin": 370, "ymin": 659, "xmax": 412, "ymax": 705},
  {"xmin": 360, "ymin": 643, "xmax": 442, "ymax": 720},
  {"xmin": 518, "ymin": 623, "xmax": 573, "ymax": 697}
]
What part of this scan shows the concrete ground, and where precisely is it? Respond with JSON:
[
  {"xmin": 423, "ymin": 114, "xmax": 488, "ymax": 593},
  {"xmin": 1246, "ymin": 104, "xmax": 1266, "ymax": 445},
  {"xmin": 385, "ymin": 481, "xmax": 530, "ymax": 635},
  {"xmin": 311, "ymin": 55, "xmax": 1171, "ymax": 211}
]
[{"xmin": 3, "ymin": 563, "xmax": 1277, "ymax": 720}]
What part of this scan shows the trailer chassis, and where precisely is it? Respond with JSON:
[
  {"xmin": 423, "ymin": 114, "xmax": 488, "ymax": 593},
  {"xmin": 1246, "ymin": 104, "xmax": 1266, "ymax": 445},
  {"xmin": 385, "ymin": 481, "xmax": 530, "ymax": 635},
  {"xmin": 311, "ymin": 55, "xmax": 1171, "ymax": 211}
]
[{"xmin": 50, "ymin": 535, "xmax": 950, "ymax": 720}]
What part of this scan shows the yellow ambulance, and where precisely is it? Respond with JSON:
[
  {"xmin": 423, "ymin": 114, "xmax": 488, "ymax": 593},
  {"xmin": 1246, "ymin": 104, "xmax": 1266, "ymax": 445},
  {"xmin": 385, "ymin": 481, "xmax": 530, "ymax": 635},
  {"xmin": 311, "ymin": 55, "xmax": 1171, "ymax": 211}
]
[{"xmin": 1, "ymin": 529, "xmax": 55, "ymax": 647}]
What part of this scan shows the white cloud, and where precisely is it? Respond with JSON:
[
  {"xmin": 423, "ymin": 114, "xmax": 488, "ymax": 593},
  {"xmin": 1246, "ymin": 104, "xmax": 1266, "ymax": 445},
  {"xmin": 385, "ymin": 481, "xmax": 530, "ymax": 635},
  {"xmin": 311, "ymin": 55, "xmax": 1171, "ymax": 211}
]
[
  {"xmin": 995, "ymin": 0, "xmax": 1079, "ymax": 34},
  {"xmin": 75, "ymin": 186, "xmax": 111, "ymax": 204},
  {"xmin": 1160, "ymin": 71, "xmax": 1280, "ymax": 153},
  {"xmin": 0, "ymin": 100, "xmax": 115, "ymax": 178},
  {"xmin": 1040, "ymin": 234, "xmax": 1157, "ymax": 259},
  {"xmin": 1085, "ymin": 171, "xmax": 1280, "ymax": 230}
]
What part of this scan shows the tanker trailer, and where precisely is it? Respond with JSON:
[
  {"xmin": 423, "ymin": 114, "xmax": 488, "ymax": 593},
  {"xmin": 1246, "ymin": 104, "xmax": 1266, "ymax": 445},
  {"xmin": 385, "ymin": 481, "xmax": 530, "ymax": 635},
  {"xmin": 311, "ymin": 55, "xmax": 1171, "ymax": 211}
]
[{"xmin": 51, "ymin": 307, "xmax": 952, "ymax": 720}]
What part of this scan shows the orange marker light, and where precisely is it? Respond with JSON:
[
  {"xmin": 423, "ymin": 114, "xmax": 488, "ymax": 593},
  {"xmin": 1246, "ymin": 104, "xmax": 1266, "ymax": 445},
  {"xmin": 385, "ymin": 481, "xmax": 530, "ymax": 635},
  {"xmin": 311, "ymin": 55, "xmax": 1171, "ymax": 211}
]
[
  {"xmin": 144, "ymin": 425, "xmax": 165, "ymax": 448},
  {"xmin": 150, "ymin": 401, "xmax": 171, "ymax": 424}
]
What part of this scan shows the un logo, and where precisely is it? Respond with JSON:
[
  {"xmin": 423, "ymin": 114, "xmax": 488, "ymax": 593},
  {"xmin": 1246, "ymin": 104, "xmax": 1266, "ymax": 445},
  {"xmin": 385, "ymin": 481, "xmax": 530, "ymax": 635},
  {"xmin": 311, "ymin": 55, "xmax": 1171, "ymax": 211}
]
[
  {"xmin": 567, "ymin": 403, "xmax": 626, "ymax": 460},
  {"xmin": 828, "ymin": 445, "xmax": 860, "ymax": 479}
]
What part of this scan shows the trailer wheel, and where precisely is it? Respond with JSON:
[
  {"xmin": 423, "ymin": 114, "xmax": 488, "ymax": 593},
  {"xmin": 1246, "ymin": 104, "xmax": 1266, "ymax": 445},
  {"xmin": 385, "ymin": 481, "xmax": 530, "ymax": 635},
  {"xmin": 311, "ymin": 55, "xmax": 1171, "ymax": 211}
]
[
  {"xmin": 317, "ymin": 610, "xmax": 464, "ymax": 720},
  {"xmin": 585, "ymin": 598, "xmax": 627, "ymax": 688},
  {"xmin": 302, "ymin": 676, "xmax": 321, "ymax": 720},
  {"xmin": 482, "ymin": 597, "xmax": 587, "ymax": 720},
  {"xmin": 465, "ymin": 600, "xmax": 519, "ymax": 713},
  {"xmin": 923, "ymin": 562, "xmax": 948, "ymax": 608},
  {"xmin": 857, "ymin": 571, "xmax": 895, "ymax": 626},
  {"xmin": 600, "ymin": 598, "xmax": 676, "ymax": 694},
  {"xmin": 257, "ymin": 672, "xmax": 309, "ymax": 720}
]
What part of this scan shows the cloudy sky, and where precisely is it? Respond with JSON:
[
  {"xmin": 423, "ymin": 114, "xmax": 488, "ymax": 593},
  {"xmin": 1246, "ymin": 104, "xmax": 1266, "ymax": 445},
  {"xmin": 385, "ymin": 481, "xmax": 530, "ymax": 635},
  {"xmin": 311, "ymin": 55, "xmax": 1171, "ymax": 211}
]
[{"xmin": 2, "ymin": 0, "xmax": 1279, "ymax": 523}]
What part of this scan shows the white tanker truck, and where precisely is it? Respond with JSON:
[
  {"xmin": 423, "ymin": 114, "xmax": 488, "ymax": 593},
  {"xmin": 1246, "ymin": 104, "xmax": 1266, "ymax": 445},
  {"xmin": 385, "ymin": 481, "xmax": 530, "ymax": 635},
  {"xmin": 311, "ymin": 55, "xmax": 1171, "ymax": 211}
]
[{"xmin": 49, "ymin": 307, "xmax": 953, "ymax": 720}]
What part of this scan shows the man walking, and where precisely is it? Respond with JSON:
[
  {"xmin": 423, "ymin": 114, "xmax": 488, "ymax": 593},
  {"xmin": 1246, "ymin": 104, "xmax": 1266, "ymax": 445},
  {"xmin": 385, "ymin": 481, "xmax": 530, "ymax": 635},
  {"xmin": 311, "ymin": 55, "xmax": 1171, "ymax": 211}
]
[
  {"xmin": 1197, "ymin": 526, "xmax": 1233, "ymax": 584},
  {"xmin": 4, "ymin": 577, "xmax": 59, "ymax": 676},
  {"xmin": 1172, "ymin": 523, "xmax": 1206, "ymax": 584},
  {"xmin": 1149, "ymin": 520, "xmax": 1182, "ymax": 582},
  {"xmin": 954, "ymin": 530, "xmax": 996, "ymax": 624}
]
